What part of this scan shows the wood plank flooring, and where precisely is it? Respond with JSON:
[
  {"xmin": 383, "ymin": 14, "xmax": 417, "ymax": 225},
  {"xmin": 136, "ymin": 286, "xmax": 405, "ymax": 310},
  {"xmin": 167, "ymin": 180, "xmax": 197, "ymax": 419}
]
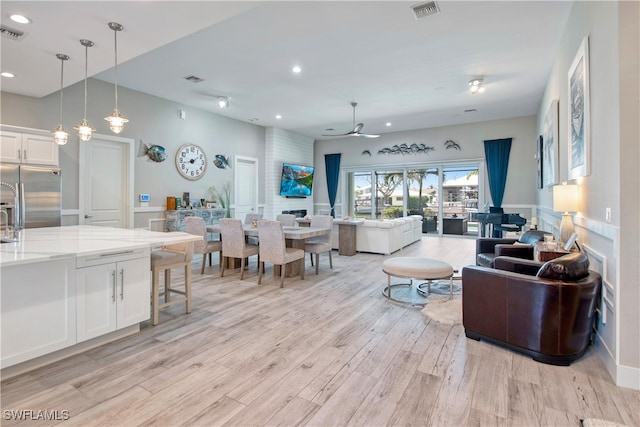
[{"xmin": 2, "ymin": 235, "xmax": 639, "ymax": 426}]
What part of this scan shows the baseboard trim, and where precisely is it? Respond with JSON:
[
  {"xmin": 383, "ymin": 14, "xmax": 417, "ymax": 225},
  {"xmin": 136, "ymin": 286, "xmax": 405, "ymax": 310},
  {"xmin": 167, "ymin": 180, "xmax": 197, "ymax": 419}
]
[{"xmin": 0, "ymin": 325, "xmax": 140, "ymax": 380}]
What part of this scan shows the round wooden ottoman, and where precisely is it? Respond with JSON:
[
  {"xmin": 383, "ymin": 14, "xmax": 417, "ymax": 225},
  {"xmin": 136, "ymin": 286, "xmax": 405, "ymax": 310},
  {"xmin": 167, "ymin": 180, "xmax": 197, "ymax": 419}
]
[{"xmin": 382, "ymin": 257, "xmax": 454, "ymax": 306}]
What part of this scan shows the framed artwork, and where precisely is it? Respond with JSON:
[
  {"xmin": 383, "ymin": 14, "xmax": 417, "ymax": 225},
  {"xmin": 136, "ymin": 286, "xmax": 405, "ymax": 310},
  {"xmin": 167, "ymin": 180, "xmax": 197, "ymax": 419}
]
[
  {"xmin": 568, "ymin": 36, "xmax": 590, "ymax": 179},
  {"xmin": 542, "ymin": 99, "xmax": 559, "ymax": 187},
  {"xmin": 537, "ymin": 135, "xmax": 543, "ymax": 189}
]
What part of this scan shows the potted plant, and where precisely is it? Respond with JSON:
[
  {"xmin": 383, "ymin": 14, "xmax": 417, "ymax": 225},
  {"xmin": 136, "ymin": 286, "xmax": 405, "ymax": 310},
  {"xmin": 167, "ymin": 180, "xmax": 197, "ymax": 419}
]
[{"xmin": 209, "ymin": 182, "xmax": 232, "ymax": 218}]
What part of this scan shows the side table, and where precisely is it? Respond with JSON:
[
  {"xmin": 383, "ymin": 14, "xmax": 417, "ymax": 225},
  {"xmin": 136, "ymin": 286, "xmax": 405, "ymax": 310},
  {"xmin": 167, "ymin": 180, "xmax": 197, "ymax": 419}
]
[{"xmin": 535, "ymin": 241, "xmax": 570, "ymax": 262}]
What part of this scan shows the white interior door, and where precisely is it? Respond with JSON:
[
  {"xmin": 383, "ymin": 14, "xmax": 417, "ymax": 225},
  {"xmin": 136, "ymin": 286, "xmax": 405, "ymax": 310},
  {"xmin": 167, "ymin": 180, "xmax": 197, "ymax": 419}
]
[
  {"xmin": 81, "ymin": 134, "xmax": 134, "ymax": 228},
  {"xmin": 234, "ymin": 155, "xmax": 258, "ymax": 221}
]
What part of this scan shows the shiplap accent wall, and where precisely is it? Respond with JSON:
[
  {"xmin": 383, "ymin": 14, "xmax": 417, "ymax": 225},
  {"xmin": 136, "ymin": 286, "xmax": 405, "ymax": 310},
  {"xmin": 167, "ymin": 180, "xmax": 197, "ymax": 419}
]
[{"xmin": 264, "ymin": 128, "xmax": 314, "ymax": 220}]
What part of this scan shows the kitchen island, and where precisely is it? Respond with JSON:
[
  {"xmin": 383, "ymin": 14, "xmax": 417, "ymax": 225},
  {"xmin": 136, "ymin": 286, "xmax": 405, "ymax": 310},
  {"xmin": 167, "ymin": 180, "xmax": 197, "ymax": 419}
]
[{"xmin": 0, "ymin": 225, "xmax": 201, "ymax": 377}]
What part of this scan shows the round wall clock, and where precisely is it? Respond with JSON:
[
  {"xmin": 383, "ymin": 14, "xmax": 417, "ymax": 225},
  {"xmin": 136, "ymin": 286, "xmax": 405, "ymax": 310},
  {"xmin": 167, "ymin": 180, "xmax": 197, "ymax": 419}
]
[{"xmin": 175, "ymin": 144, "xmax": 207, "ymax": 180}]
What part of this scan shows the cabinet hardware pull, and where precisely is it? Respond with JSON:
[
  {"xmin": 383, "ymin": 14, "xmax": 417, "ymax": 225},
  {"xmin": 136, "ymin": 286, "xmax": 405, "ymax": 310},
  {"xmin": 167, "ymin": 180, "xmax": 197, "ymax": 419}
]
[
  {"xmin": 112, "ymin": 270, "xmax": 116, "ymax": 302},
  {"xmin": 18, "ymin": 149, "xmax": 21, "ymax": 160},
  {"xmin": 99, "ymin": 250, "xmax": 134, "ymax": 257},
  {"xmin": 23, "ymin": 150, "xmax": 27, "ymax": 161},
  {"xmin": 120, "ymin": 269, "xmax": 124, "ymax": 300}
]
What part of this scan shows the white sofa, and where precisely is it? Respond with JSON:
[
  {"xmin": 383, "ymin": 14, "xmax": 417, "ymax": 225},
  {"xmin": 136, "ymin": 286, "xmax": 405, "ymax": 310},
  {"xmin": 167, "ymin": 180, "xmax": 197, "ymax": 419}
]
[{"xmin": 331, "ymin": 215, "xmax": 423, "ymax": 255}]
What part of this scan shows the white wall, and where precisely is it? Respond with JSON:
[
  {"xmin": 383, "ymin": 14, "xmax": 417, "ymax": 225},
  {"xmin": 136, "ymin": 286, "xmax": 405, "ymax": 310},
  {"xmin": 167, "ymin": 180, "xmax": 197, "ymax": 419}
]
[
  {"xmin": 536, "ymin": 1, "xmax": 639, "ymax": 389},
  {"xmin": 313, "ymin": 116, "xmax": 538, "ymax": 215}
]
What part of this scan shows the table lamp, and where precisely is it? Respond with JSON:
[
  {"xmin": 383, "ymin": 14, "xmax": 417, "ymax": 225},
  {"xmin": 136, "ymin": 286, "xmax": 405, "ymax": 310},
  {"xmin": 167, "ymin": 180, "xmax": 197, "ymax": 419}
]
[{"xmin": 553, "ymin": 182, "xmax": 579, "ymax": 244}]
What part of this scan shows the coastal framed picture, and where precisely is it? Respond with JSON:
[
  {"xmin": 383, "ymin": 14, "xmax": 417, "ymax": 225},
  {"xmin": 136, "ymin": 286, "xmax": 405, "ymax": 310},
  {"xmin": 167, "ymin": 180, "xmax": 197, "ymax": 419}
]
[
  {"xmin": 568, "ymin": 36, "xmax": 590, "ymax": 179},
  {"xmin": 542, "ymin": 99, "xmax": 558, "ymax": 187},
  {"xmin": 537, "ymin": 135, "xmax": 544, "ymax": 189}
]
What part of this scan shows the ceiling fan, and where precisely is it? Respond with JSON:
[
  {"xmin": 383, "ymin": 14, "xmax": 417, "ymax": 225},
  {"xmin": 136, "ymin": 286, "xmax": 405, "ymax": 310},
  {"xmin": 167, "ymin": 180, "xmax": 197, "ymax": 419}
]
[{"xmin": 321, "ymin": 102, "xmax": 380, "ymax": 138}]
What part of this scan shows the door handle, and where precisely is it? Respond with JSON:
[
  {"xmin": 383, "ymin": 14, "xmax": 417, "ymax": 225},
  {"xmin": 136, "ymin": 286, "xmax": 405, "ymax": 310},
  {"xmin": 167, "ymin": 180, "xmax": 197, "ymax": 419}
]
[{"xmin": 84, "ymin": 215, "xmax": 93, "ymax": 219}]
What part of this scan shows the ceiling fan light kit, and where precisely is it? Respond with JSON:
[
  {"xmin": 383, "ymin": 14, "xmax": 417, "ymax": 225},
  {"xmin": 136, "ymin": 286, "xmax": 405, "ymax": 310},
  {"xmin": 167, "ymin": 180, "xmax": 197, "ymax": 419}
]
[
  {"xmin": 469, "ymin": 78, "xmax": 485, "ymax": 94},
  {"xmin": 321, "ymin": 102, "xmax": 380, "ymax": 138}
]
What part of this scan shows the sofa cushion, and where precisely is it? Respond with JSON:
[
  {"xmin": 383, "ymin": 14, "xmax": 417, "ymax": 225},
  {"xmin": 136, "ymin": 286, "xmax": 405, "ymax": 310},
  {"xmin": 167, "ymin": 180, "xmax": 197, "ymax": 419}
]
[{"xmin": 536, "ymin": 252, "xmax": 590, "ymax": 281}]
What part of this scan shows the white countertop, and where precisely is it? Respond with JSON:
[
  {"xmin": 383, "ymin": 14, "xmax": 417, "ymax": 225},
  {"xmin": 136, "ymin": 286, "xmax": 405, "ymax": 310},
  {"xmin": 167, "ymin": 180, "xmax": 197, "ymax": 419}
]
[{"xmin": 0, "ymin": 225, "xmax": 202, "ymax": 267}]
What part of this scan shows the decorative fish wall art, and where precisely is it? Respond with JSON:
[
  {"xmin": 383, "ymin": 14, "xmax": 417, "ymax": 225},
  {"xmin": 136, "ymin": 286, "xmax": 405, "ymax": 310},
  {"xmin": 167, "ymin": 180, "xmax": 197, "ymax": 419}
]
[
  {"xmin": 444, "ymin": 139, "xmax": 462, "ymax": 150},
  {"xmin": 137, "ymin": 140, "xmax": 167, "ymax": 162},
  {"xmin": 378, "ymin": 143, "xmax": 435, "ymax": 155},
  {"xmin": 214, "ymin": 154, "xmax": 230, "ymax": 169}
]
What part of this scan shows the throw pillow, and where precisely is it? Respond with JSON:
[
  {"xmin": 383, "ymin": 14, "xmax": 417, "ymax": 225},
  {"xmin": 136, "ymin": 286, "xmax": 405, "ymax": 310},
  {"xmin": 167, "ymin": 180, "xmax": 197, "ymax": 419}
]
[{"xmin": 536, "ymin": 252, "xmax": 590, "ymax": 280}]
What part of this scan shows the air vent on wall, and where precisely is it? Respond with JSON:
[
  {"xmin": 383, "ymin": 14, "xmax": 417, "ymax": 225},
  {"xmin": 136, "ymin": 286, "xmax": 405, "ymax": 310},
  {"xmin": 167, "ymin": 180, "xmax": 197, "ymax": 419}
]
[
  {"xmin": 411, "ymin": 1, "xmax": 440, "ymax": 19},
  {"xmin": 0, "ymin": 25, "xmax": 25, "ymax": 41},
  {"xmin": 184, "ymin": 75, "xmax": 204, "ymax": 83}
]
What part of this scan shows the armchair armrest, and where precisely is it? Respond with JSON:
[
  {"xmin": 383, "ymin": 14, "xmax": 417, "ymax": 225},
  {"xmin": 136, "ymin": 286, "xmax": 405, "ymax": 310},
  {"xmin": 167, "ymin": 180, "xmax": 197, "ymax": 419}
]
[
  {"xmin": 495, "ymin": 244, "xmax": 534, "ymax": 260},
  {"xmin": 493, "ymin": 256, "xmax": 543, "ymax": 276},
  {"xmin": 476, "ymin": 238, "xmax": 518, "ymax": 255}
]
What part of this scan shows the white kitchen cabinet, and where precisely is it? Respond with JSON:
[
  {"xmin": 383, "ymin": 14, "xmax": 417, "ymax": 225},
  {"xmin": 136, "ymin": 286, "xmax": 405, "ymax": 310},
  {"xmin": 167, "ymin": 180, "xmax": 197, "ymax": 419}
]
[
  {"xmin": 0, "ymin": 129, "xmax": 59, "ymax": 166},
  {"xmin": 76, "ymin": 247, "xmax": 150, "ymax": 342},
  {"xmin": 1, "ymin": 257, "xmax": 77, "ymax": 369}
]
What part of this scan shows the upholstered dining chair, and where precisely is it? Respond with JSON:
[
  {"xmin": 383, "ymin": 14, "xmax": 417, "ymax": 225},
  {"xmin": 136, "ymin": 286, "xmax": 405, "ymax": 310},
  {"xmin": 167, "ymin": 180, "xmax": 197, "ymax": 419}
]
[
  {"xmin": 304, "ymin": 214, "xmax": 333, "ymax": 275},
  {"xmin": 244, "ymin": 213, "xmax": 263, "ymax": 245},
  {"xmin": 219, "ymin": 218, "xmax": 259, "ymax": 280},
  {"xmin": 150, "ymin": 241, "xmax": 194, "ymax": 326},
  {"xmin": 275, "ymin": 214, "xmax": 297, "ymax": 226},
  {"xmin": 185, "ymin": 216, "xmax": 222, "ymax": 274},
  {"xmin": 257, "ymin": 220, "xmax": 305, "ymax": 287}
]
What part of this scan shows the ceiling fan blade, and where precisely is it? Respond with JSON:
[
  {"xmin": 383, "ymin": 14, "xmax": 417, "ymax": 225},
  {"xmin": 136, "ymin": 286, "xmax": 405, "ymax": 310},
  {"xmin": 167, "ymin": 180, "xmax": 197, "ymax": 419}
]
[
  {"xmin": 321, "ymin": 131, "xmax": 354, "ymax": 137},
  {"xmin": 358, "ymin": 133, "xmax": 380, "ymax": 138}
]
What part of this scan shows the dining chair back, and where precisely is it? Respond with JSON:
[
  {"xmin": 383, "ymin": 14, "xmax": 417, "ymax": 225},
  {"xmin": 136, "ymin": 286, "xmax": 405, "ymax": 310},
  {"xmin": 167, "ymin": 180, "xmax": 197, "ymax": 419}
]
[
  {"xmin": 219, "ymin": 218, "xmax": 259, "ymax": 280},
  {"xmin": 185, "ymin": 216, "xmax": 222, "ymax": 274},
  {"xmin": 275, "ymin": 214, "xmax": 297, "ymax": 226},
  {"xmin": 244, "ymin": 213, "xmax": 263, "ymax": 245},
  {"xmin": 305, "ymin": 215, "xmax": 333, "ymax": 274},
  {"xmin": 257, "ymin": 220, "xmax": 305, "ymax": 287}
]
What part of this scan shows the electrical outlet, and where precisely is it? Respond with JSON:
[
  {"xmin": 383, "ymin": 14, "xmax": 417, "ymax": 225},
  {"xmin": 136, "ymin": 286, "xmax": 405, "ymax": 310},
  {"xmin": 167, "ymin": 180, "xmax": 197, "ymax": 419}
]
[{"xmin": 605, "ymin": 208, "xmax": 611, "ymax": 223}]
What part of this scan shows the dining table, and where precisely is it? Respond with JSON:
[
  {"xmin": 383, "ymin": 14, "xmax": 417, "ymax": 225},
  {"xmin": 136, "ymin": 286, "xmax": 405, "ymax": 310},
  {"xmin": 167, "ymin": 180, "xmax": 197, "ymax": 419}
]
[{"xmin": 206, "ymin": 223, "xmax": 331, "ymax": 277}]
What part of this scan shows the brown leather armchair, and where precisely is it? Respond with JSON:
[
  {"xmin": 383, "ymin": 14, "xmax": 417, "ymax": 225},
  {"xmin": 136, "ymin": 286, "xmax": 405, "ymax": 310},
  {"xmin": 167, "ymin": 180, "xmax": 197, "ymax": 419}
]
[
  {"xmin": 476, "ymin": 229, "xmax": 551, "ymax": 267},
  {"xmin": 462, "ymin": 252, "xmax": 601, "ymax": 365}
]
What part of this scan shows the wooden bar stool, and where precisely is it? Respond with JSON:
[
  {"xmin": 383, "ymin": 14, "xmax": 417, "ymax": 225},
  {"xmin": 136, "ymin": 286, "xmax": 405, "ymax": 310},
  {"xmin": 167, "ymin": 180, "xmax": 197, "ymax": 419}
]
[{"xmin": 150, "ymin": 242, "xmax": 194, "ymax": 325}]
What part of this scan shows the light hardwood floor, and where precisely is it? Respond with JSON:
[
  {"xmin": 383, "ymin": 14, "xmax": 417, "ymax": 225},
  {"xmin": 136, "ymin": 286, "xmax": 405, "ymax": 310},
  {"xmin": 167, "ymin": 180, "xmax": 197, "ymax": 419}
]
[{"xmin": 2, "ymin": 235, "xmax": 639, "ymax": 426}]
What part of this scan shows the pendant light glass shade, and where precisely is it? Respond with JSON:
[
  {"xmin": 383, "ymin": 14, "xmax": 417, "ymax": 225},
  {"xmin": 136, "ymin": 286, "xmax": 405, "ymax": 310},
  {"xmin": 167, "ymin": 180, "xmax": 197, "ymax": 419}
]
[
  {"xmin": 74, "ymin": 39, "xmax": 95, "ymax": 142},
  {"xmin": 52, "ymin": 53, "xmax": 69, "ymax": 145},
  {"xmin": 105, "ymin": 22, "xmax": 128, "ymax": 134}
]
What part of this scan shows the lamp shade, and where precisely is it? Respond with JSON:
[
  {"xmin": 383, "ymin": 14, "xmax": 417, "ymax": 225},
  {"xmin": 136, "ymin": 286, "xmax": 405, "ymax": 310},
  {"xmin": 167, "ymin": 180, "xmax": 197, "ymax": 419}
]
[{"xmin": 553, "ymin": 183, "xmax": 579, "ymax": 213}]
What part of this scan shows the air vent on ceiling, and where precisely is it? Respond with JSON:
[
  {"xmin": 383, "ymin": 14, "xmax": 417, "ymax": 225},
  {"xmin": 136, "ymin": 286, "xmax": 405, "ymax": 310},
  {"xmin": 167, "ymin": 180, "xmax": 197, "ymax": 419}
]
[
  {"xmin": 411, "ymin": 1, "xmax": 440, "ymax": 19},
  {"xmin": 0, "ymin": 25, "xmax": 25, "ymax": 41},
  {"xmin": 184, "ymin": 75, "xmax": 204, "ymax": 83},
  {"xmin": 464, "ymin": 109, "xmax": 477, "ymax": 113}
]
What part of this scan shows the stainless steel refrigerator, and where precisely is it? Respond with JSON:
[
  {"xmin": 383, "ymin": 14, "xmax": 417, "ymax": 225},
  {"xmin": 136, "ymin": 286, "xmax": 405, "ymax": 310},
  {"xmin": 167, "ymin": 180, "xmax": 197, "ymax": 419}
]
[{"xmin": 0, "ymin": 164, "xmax": 61, "ymax": 229}]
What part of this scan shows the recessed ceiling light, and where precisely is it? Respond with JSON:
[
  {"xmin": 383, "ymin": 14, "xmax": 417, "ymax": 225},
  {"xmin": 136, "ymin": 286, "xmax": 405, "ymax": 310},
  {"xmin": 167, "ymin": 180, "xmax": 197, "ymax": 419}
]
[
  {"xmin": 292, "ymin": 65, "xmax": 302, "ymax": 74},
  {"xmin": 386, "ymin": 122, "xmax": 392, "ymax": 127},
  {"xmin": 10, "ymin": 14, "xmax": 31, "ymax": 24},
  {"xmin": 276, "ymin": 115, "xmax": 282, "ymax": 119},
  {"xmin": 1, "ymin": 72, "xmax": 15, "ymax": 78}
]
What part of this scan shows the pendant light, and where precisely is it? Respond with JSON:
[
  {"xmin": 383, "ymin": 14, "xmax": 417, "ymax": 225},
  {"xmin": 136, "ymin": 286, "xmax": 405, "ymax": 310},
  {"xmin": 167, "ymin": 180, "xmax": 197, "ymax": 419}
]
[
  {"xmin": 104, "ymin": 22, "xmax": 128, "ymax": 134},
  {"xmin": 74, "ymin": 39, "xmax": 95, "ymax": 142},
  {"xmin": 52, "ymin": 53, "xmax": 69, "ymax": 145}
]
